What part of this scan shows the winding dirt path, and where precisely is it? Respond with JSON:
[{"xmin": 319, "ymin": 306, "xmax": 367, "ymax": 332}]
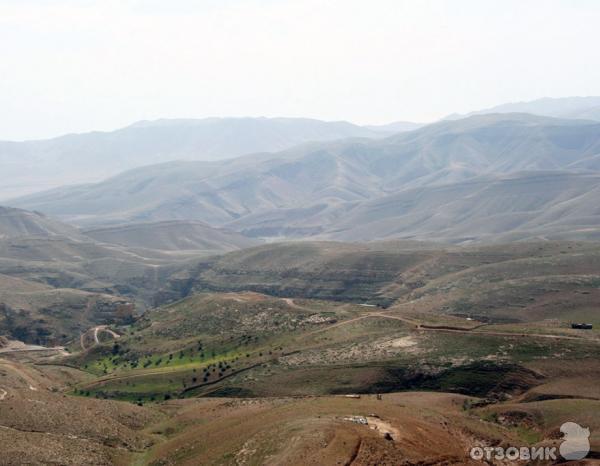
[
  {"xmin": 80, "ymin": 326, "xmax": 121, "ymax": 350},
  {"xmin": 282, "ymin": 298, "xmax": 302, "ymax": 309},
  {"xmin": 308, "ymin": 312, "xmax": 419, "ymax": 336},
  {"xmin": 0, "ymin": 341, "xmax": 62, "ymax": 354},
  {"xmin": 78, "ymin": 310, "xmax": 598, "ymax": 393},
  {"xmin": 93, "ymin": 326, "xmax": 121, "ymax": 344},
  {"xmin": 430, "ymin": 326, "xmax": 597, "ymax": 342},
  {"xmin": 311, "ymin": 312, "xmax": 599, "ymax": 343}
]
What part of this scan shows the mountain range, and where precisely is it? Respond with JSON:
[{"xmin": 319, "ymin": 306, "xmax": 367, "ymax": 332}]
[
  {"xmin": 0, "ymin": 117, "xmax": 396, "ymax": 200},
  {"xmin": 9, "ymin": 95, "xmax": 600, "ymax": 202},
  {"xmin": 9, "ymin": 111, "xmax": 600, "ymax": 243},
  {"xmin": 4, "ymin": 96, "xmax": 600, "ymax": 245},
  {"xmin": 447, "ymin": 96, "xmax": 600, "ymax": 121}
]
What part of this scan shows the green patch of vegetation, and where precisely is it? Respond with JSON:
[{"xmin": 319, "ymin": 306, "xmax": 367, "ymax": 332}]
[
  {"xmin": 515, "ymin": 425, "xmax": 542, "ymax": 444},
  {"xmin": 199, "ymin": 386, "xmax": 255, "ymax": 397}
]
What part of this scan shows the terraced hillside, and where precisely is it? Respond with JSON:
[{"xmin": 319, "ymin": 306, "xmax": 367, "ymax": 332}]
[
  {"xmin": 52, "ymin": 284, "xmax": 600, "ymax": 464},
  {"xmin": 7, "ymin": 346, "xmax": 570, "ymax": 466},
  {"xmin": 71, "ymin": 286, "xmax": 600, "ymax": 399}
]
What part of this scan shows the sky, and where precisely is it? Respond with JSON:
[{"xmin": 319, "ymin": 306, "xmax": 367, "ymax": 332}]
[{"xmin": 1, "ymin": 0, "xmax": 600, "ymax": 141}]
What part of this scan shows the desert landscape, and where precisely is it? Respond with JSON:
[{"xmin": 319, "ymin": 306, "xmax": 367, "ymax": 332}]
[
  {"xmin": 1, "ymin": 223, "xmax": 599, "ymax": 464},
  {"xmin": 2, "ymin": 1, "xmax": 600, "ymax": 464}
]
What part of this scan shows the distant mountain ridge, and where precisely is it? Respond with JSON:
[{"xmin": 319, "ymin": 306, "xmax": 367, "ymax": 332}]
[
  {"xmin": 447, "ymin": 96, "xmax": 600, "ymax": 121},
  {"xmin": 0, "ymin": 117, "xmax": 406, "ymax": 200},
  {"xmin": 9, "ymin": 112, "xmax": 600, "ymax": 243},
  {"xmin": 0, "ymin": 206, "xmax": 81, "ymax": 239},
  {"xmin": 318, "ymin": 171, "xmax": 600, "ymax": 243},
  {"xmin": 364, "ymin": 121, "xmax": 424, "ymax": 133}
]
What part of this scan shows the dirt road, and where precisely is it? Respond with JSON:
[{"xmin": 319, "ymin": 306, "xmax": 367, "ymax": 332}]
[
  {"xmin": 80, "ymin": 326, "xmax": 120, "ymax": 350},
  {"xmin": 93, "ymin": 326, "xmax": 120, "ymax": 344},
  {"xmin": 308, "ymin": 311, "xmax": 419, "ymax": 336},
  {"xmin": 312, "ymin": 312, "xmax": 599, "ymax": 344},
  {"xmin": 0, "ymin": 340, "xmax": 64, "ymax": 354}
]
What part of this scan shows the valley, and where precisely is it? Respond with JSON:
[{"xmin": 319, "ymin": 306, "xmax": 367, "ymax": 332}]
[
  {"xmin": 1, "ymin": 230, "xmax": 599, "ymax": 464},
  {"xmin": 3, "ymin": 0, "xmax": 600, "ymax": 460},
  {"xmin": 2, "ymin": 100, "xmax": 600, "ymax": 464}
]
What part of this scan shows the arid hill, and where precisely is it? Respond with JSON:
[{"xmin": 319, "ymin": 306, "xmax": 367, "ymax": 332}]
[
  {"xmin": 0, "ymin": 117, "xmax": 389, "ymax": 199},
  {"xmin": 0, "ymin": 205, "xmax": 81, "ymax": 239},
  {"xmin": 10, "ymin": 113, "xmax": 600, "ymax": 243},
  {"xmin": 84, "ymin": 220, "xmax": 258, "ymax": 252}
]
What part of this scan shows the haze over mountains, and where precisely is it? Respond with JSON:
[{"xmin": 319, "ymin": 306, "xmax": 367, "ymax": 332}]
[
  {"xmin": 0, "ymin": 206, "xmax": 81, "ymax": 240},
  {"xmin": 2, "ymin": 98, "xmax": 600, "ymax": 465},
  {"xmin": 4, "ymin": 0, "xmax": 600, "ymax": 459},
  {"xmin": 0, "ymin": 117, "xmax": 392, "ymax": 199},
  {"xmin": 9, "ymin": 109, "xmax": 600, "ymax": 244},
  {"xmin": 447, "ymin": 96, "xmax": 600, "ymax": 121},
  {"xmin": 5, "ymin": 95, "xmax": 599, "ymax": 201},
  {"xmin": 3, "ymin": 96, "xmax": 600, "ymax": 245}
]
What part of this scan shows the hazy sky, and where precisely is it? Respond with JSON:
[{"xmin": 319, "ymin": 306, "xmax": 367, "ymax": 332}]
[{"xmin": 1, "ymin": 0, "xmax": 600, "ymax": 140}]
